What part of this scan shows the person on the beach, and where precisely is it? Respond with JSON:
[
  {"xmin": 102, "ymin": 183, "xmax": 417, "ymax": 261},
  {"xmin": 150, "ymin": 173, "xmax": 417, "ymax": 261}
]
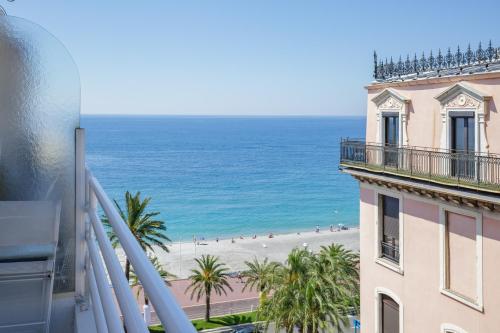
[
  {"xmin": 231, "ymin": 238, "xmax": 235, "ymax": 243},
  {"xmin": 240, "ymin": 235, "xmax": 244, "ymax": 240},
  {"xmin": 329, "ymin": 224, "xmax": 334, "ymax": 232},
  {"xmin": 315, "ymin": 225, "xmax": 320, "ymax": 233},
  {"xmin": 216, "ymin": 237, "xmax": 219, "ymax": 243},
  {"xmin": 252, "ymin": 234, "xmax": 257, "ymax": 239},
  {"xmin": 268, "ymin": 233, "xmax": 274, "ymax": 238}
]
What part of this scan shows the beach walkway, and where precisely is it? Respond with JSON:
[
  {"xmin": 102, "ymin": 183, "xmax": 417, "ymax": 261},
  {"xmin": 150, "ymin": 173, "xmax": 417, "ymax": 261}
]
[{"xmin": 158, "ymin": 228, "xmax": 360, "ymax": 279}]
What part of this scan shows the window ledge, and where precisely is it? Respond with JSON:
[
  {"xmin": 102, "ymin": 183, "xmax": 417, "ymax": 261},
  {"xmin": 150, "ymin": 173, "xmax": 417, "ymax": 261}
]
[
  {"xmin": 375, "ymin": 257, "xmax": 404, "ymax": 275},
  {"xmin": 440, "ymin": 289, "xmax": 483, "ymax": 312}
]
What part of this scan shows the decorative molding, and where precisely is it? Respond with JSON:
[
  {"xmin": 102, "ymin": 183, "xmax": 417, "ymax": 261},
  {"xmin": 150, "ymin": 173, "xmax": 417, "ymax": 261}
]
[
  {"xmin": 445, "ymin": 93, "xmax": 480, "ymax": 108},
  {"xmin": 380, "ymin": 96, "xmax": 403, "ymax": 109},
  {"xmin": 372, "ymin": 88, "xmax": 410, "ymax": 146},
  {"xmin": 441, "ymin": 323, "xmax": 469, "ymax": 333},
  {"xmin": 354, "ymin": 174, "xmax": 500, "ymax": 213},
  {"xmin": 435, "ymin": 83, "xmax": 491, "ymax": 153},
  {"xmin": 372, "ymin": 88, "xmax": 410, "ymax": 108},
  {"xmin": 435, "ymin": 82, "xmax": 491, "ymax": 105}
]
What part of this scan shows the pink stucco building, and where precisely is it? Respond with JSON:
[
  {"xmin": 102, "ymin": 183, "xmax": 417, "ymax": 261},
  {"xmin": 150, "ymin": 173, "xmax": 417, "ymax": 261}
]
[{"xmin": 341, "ymin": 45, "xmax": 500, "ymax": 333}]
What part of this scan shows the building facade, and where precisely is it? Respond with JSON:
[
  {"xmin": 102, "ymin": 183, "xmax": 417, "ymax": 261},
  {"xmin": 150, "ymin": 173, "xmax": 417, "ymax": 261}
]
[{"xmin": 341, "ymin": 46, "xmax": 500, "ymax": 333}]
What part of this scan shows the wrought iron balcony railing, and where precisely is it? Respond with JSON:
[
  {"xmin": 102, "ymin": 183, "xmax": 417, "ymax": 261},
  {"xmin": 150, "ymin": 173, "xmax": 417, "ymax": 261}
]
[
  {"xmin": 340, "ymin": 139, "xmax": 500, "ymax": 193},
  {"xmin": 374, "ymin": 41, "xmax": 500, "ymax": 82},
  {"xmin": 381, "ymin": 241, "xmax": 399, "ymax": 264}
]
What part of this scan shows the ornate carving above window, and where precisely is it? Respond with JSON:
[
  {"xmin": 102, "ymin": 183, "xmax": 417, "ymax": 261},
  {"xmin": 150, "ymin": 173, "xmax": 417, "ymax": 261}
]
[
  {"xmin": 445, "ymin": 93, "xmax": 480, "ymax": 108},
  {"xmin": 434, "ymin": 83, "xmax": 491, "ymax": 153},
  {"xmin": 372, "ymin": 88, "xmax": 409, "ymax": 110},
  {"xmin": 372, "ymin": 89, "xmax": 411, "ymax": 146}
]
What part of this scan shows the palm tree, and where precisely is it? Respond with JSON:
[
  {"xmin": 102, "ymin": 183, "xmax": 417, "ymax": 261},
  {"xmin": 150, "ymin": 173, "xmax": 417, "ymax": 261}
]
[
  {"xmin": 242, "ymin": 257, "xmax": 280, "ymax": 305},
  {"xmin": 185, "ymin": 255, "xmax": 233, "ymax": 321},
  {"xmin": 103, "ymin": 191, "xmax": 171, "ymax": 282},
  {"xmin": 131, "ymin": 254, "xmax": 176, "ymax": 305},
  {"xmin": 259, "ymin": 245, "xmax": 359, "ymax": 333}
]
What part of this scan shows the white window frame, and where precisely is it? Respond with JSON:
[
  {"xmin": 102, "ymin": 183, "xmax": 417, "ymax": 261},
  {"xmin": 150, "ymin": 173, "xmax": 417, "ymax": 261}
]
[
  {"xmin": 379, "ymin": 110, "xmax": 402, "ymax": 147},
  {"xmin": 374, "ymin": 287, "xmax": 404, "ymax": 333},
  {"xmin": 435, "ymin": 83, "xmax": 490, "ymax": 154},
  {"xmin": 441, "ymin": 323, "xmax": 469, "ymax": 333},
  {"xmin": 372, "ymin": 88, "xmax": 410, "ymax": 147},
  {"xmin": 439, "ymin": 204, "xmax": 483, "ymax": 312},
  {"xmin": 373, "ymin": 188, "xmax": 404, "ymax": 275}
]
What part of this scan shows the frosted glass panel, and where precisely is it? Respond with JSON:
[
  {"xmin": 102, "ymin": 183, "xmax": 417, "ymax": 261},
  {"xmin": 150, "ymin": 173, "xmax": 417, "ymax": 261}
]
[{"xmin": 0, "ymin": 16, "xmax": 80, "ymax": 292}]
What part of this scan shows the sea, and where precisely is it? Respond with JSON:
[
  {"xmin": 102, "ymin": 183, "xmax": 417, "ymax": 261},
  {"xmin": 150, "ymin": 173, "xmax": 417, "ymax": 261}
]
[{"xmin": 82, "ymin": 116, "xmax": 365, "ymax": 242}]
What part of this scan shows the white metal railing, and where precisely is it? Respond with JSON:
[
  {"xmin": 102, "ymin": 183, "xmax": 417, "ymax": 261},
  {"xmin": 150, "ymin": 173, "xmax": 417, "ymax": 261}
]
[{"xmin": 83, "ymin": 169, "xmax": 196, "ymax": 333}]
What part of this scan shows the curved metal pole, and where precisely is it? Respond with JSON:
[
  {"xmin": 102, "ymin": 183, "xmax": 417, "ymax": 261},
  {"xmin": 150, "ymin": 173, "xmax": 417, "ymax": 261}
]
[
  {"xmin": 90, "ymin": 208, "xmax": 149, "ymax": 333},
  {"xmin": 87, "ymin": 236, "xmax": 125, "ymax": 333}
]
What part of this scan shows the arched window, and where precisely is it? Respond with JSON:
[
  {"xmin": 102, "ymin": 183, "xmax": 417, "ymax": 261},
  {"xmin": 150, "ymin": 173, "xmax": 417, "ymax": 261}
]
[
  {"xmin": 375, "ymin": 287, "xmax": 403, "ymax": 333},
  {"xmin": 381, "ymin": 294, "xmax": 399, "ymax": 333},
  {"xmin": 441, "ymin": 323, "xmax": 468, "ymax": 333}
]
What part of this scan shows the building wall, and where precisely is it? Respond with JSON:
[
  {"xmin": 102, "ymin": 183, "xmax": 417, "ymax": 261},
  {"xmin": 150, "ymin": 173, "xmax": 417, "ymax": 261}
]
[
  {"xmin": 365, "ymin": 73, "xmax": 500, "ymax": 155},
  {"xmin": 359, "ymin": 185, "xmax": 500, "ymax": 333}
]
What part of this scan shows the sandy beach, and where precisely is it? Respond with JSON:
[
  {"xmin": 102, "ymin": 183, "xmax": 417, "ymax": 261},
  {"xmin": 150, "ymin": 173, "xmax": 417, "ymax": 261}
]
[{"xmin": 122, "ymin": 228, "xmax": 360, "ymax": 279}]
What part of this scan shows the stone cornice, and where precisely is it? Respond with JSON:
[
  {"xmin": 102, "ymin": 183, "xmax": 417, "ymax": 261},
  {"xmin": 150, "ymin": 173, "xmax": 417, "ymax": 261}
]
[
  {"xmin": 365, "ymin": 70, "xmax": 500, "ymax": 92},
  {"xmin": 343, "ymin": 168, "xmax": 500, "ymax": 212}
]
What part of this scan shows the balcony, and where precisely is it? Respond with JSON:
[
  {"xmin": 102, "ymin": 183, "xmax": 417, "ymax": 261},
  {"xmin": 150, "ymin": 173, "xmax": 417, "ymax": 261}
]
[
  {"xmin": 78, "ymin": 164, "xmax": 197, "ymax": 333},
  {"xmin": 380, "ymin": 241, "xmax": 399, "ymax": 264},
  {"xmin": 339, "ymin": 139, "xmax": 500, "ymax": 193}
]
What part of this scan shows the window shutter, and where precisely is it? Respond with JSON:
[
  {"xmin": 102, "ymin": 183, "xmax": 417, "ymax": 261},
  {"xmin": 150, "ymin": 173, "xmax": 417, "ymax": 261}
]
[{"xmin": 382, "ymin": 296, "xmax": 399, "ymax": 333}]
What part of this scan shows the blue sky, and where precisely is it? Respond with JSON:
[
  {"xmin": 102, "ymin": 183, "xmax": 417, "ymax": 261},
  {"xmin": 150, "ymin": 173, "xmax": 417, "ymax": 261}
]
[{"xmin": 6, "ymin": 1, "xmax": 500, "ymax": 115}]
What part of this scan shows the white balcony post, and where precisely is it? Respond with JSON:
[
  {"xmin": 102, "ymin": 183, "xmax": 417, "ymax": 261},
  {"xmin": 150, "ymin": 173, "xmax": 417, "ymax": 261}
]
[
  {"xmin": 90, "ymin": 210, "xmax": 149, "ymax": 333},
  {"xmin": 87, "ymin": 231, "xmax": 125, "ymax": 333},
  {"xmin": 87, "ymin": 264, "xmax": 109, "ymax": 333},
  {"xmin": 75, "ymin": 128, "xmax": 87, "ymax": 298},
  {"xmin": 143, "ymin": 304, "xmax": 151, "ymax": 326}
]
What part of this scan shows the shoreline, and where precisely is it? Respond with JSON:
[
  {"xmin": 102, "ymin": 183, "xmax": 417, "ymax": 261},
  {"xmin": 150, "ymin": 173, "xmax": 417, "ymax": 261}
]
[
  {"xmin": 170, "ymin": 222, "xmax": 359, "ymax": 244},
  {"xmin": 183, "ymin": 225, "xmax": 359, "ymax": 246},
  {"xmin": 117, "ymin": 227, "xmax": 360, "ymax": 279}
]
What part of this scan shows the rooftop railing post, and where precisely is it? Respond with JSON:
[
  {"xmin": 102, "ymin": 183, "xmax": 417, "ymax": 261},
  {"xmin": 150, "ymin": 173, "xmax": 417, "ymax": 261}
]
[
  {"xmin": 409, "ymin": 148, "xmax": 413, "ymax": 176},
  {"xmin": 477, "ymin": 155, "xmax": 481, "ymax": 187},
  {"xmin": 364, "ymin": 144, "xmax": 367, "ymax": 167},
  {"xmin": 382, "ymin": 146, "xmax": 386, "ymax": 171},
  {"xmin": 428, "ymin": 151, "xmax": 432, "ymax": 180}
]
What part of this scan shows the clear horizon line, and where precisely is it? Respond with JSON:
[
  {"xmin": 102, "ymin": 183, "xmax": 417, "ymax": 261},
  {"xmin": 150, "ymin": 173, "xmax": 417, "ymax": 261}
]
[{"xmin": 81, "ymin": 113, "xmax": 366, "ymax": 117}]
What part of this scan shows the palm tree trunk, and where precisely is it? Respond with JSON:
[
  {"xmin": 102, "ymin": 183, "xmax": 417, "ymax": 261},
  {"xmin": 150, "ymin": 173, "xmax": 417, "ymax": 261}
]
[
  {"xmin": 205, "ymin": 294, "xmax": 210, "ymax": 322},
  {"xmin": 125, "ymin": 258, "xmax": 131, "ymax": 283},
  {"xmin": 259, "ymin": 289, "xmax": 267, "ymax": 306}
]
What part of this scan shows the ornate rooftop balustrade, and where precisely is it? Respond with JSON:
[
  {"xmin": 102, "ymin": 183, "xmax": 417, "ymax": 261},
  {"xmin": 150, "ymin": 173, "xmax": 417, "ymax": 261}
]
[{"xmin": 374, "ymin": 41, "xmax": 500, "ymax": 82}]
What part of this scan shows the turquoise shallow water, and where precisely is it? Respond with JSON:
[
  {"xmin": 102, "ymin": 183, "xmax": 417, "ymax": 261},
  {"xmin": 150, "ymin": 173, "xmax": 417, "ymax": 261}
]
[{"xmin": 82, "ymin": 116, "xmax": 365, "ymax": 241}]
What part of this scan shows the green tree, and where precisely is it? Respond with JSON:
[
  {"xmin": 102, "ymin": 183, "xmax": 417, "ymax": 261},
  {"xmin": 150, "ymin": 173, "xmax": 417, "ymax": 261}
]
[
  {"xmin": 242, "ymin": 257, "xmax": 280, "ymax": 305},
  {"xmin": 131, "ymin": 254, "xmax": 176, "ymax": 305},
  {"xmin": 103, "ymin": 191, "xmax": 170, "ymax": 282},
  {"xmin": 259, "ymin": 245, "xmax": 359, "ymax": 333},
  {"xmin": 185, "ymin": 255, "xmax": 233, "ymax": 321}
]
